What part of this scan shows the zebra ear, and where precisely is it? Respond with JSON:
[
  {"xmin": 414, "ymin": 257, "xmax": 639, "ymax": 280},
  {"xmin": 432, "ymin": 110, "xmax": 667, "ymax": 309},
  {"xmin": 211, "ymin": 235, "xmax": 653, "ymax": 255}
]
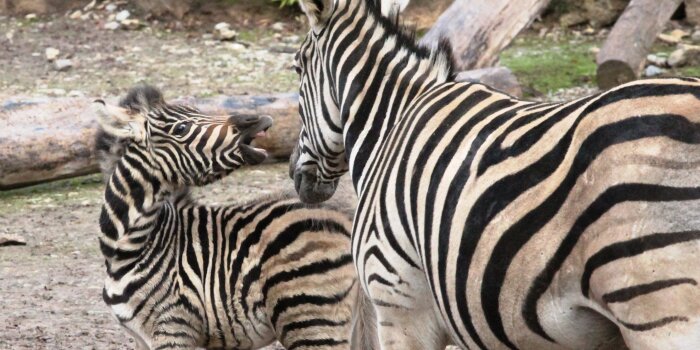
[
  {"xmin": 94, "ymin": 100, "xmax": 147, "ymax": 143},
  {"xmin": 298, "ymin": 0, "xmax": 334, "ymax": 31}
]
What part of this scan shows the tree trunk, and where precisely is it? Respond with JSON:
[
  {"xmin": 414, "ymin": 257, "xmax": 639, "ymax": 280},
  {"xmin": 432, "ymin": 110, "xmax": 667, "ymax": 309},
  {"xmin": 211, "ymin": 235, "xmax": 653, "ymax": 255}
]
[
  {"xmin": 596, "ymin": 0, "xmax": 683, "ymax": 90},
  {"xmin": 686, "ymin": 0, "xmax": 700, "ymax": 25},
  {"xmin": 419, "ymin": 0, "xmax": 551, "ymax": 71}
]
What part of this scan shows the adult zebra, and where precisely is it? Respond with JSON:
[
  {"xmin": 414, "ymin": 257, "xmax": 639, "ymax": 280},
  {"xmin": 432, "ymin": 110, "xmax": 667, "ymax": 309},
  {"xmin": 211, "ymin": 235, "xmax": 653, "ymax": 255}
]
[
  {"xmin": 289, "ymin": 0, "xmax": 700, "ymax": 349},
  {"xmin": 94, "ymin": 85, "xmax": 369, "ymax": 350}
]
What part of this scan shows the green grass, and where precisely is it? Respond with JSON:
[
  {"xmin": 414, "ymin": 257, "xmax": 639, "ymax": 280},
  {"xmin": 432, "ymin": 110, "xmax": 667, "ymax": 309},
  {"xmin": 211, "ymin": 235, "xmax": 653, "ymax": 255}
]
[{"xmin": 501, "ymin": 36, "xmax": 599, "ymax": 97}]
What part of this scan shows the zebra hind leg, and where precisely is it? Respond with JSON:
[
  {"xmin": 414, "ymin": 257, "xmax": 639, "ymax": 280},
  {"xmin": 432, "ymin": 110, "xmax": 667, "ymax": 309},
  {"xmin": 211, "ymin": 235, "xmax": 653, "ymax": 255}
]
[
  {"xmin": 149, "ymin": 325, "xmax": 199, "ymax": 350},
  {"xmin": 364, "ymin": 272, "xmax": 450, "ymax": 350},
  {"xmin": 272, "ymin": 278, "xmax": 359, "ymax": 349}
]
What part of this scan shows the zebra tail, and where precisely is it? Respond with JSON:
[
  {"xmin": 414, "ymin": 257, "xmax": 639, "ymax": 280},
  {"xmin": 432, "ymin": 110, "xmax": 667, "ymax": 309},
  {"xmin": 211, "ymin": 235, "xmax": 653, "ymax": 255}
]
[{"xmin": 350, "ymin": 287, "xmax": 379, "ymax": 350}]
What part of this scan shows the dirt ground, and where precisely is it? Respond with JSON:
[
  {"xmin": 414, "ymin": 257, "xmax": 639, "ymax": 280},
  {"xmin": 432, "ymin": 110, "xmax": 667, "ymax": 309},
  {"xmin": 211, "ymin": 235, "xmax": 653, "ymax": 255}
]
[{"xmin": 0, "ymin": 163, "xmax": 356, "ymax": 349}]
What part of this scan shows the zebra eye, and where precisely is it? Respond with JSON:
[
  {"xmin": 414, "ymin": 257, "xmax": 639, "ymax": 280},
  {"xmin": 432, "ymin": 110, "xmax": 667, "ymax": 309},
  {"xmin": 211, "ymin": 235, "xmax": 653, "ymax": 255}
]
[{"xmin": 173, "ymin": 123, "xmax": 189, "ymax": 135}]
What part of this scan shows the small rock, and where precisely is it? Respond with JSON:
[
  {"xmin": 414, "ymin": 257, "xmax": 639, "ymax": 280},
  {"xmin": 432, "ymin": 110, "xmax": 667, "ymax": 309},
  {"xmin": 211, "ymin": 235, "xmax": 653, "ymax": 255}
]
[
  {"xmin": 214, "ymin": 22, "xmax": 231, "ymax": 31},
  {"xmin": 282, "ymin": 35, "xmax": 301, "ymax": 44},
  {"xmin": 668, "ymin": 49, "xmax": 686, "ymax": 67},
  {"xmin": 54, "ymin": 59, "xmax": 73, "ymax": 71},
  {"xmin": 68, "ymin": 90, "xmax": 85, "ymax": 97},
  {"xmin": 644, "ymin": 65, "xmax": 664, "ymax": 77},
  {"xmin": 69, "ymin": 10, "xmax": 82, "ymax": 20},
  {"xmin": 646, "ymin": 54, "xmax": 667, "ymax": 67},
  {"xmin": 226, "ymin": 42, "xmax": 247, "ymax": 51},
  {"xmin": 120, "ymin": 19, "xmax": 142, "ymax": 30},
  {"xmin": 25, "ymin": 13, "xmax": 37, "ymax": 20},
  {"xmin": 106, "ymin": 3, "xmax": 117, "ymax": 12},
  {"xmin": 45, "ymin": 47, "xmax": 60, "ymax": 61},
  {"xmin": 83, "ymin": 0, "xmax": 97, "ymax": 11},
  {"xmin": 658, "ymin": 33, "xmax": 681, "ymax": 44},
  {"xmin": 670, "ymin": 44, "xmax": 700, "ymax": 68},
  {"xmin": 588, "ymin": 46, "xmax": 600, "ymax": 55},
  {"xmin": 0, "ymin": 233, "xmax": 27, "ymax": 247},
  {"xmin": 692, "ymin": 30, "xmax": 700, "ymax": 44},
  {"xmin": 104, "ymin": 21, "xmax": 120, "ymax": 30},
  {"xmin": 202, "ymin": 33, "xmax": 214, "ymax": 40},
  {"xmin": 214, "ymin": 22, "xmax": 238, "ymax": 41},
  {"xmin": 271, "ymin": 22, "xmax": 286, "ymax": 32},
  {"xmin": 115, "ymin": 10, "xmax": 130, "ymax": 22},
  {"xmin": 669, "ymin": 29, "xmax": 690, "ymax": 41},
  {"xmin": 45, "ymin": 88, "xmax": 66, "ymax": 96},
  {"xmin": 582, "ymin": 27, "xmax": 596, "ymax": 36}
]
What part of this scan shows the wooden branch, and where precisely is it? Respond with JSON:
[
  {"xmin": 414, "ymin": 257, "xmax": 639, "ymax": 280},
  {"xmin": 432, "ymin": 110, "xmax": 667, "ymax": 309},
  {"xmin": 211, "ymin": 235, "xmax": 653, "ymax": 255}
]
[
  {"xmin": 419, "ymin": 0, "xmax": 551, "ymax": 71},
  {"xmin": 596, "ymin": 0, "xmax": 683, "ymax": 89}
]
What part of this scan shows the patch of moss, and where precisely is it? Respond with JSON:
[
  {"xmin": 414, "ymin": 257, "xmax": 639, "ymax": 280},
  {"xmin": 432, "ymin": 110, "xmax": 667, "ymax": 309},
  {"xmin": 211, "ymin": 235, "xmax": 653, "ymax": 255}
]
[
  {"xmin": 678, "ymin": 66, "xmax": 700, "ymax": 77},
  {"xmin": 501, "ymin": 36, "xmax": 600, "ymax": 97}
]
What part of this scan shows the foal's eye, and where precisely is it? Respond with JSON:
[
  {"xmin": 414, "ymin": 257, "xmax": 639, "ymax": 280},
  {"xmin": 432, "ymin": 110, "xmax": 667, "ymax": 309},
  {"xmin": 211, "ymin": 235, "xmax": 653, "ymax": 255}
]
[{"xmin": 173, "ymin": 123, "xmax": 189, "ymax": 135}]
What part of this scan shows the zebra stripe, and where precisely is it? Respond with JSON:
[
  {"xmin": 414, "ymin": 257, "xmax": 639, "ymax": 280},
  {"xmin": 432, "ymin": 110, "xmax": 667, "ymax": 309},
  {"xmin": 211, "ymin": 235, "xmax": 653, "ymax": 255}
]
[{"xmin": 291, "ymin": 0, "xmax": 700, "ymax": 349}]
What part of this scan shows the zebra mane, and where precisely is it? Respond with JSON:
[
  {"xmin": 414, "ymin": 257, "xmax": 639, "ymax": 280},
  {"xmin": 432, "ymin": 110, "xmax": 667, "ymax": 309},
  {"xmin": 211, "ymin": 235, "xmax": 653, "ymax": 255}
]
[
  {"xmin": 95, "ymin": 84, "xmax": 167, "ymax": 182},
  {"xmin": 364, "ymin": 0, "xmax": 455, "ymax": 80}
]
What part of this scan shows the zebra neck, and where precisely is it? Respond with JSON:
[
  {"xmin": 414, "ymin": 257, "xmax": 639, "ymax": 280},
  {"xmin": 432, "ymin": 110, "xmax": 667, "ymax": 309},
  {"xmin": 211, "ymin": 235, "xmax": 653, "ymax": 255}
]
[
  {"xmin": 336, "ymin": 1, "xmax": 451, "ymax": 193},
  {"xmin": 99, "ymin": 147, "xmax": 171, "ymax": 268}
]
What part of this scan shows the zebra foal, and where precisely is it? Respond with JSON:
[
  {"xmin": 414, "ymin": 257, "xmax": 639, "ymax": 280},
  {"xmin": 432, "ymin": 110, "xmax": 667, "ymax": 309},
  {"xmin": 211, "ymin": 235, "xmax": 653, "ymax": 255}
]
[
  {"xmin": 94, "ymin": 85, "xmax": 369, "ymax": 350},
  {"xmin": 289, "ymin": 0, "xmax": 700, "ymax": 349}
]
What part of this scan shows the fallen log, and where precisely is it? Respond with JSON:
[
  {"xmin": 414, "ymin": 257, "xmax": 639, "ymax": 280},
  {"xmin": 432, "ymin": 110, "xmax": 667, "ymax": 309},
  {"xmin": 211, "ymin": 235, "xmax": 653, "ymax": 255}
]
[
  {"xmin": 596, "ymin": 0, "xmax": 683, "ymax": 89},
  {"xmin": 0, "ymin": 69, "xmax": 521, "ymax": 190},
  {"xmin": 419, "ymin": 0, "xmax": 551, "ymax": 71},
  {"xmin": 0, "ymin": 94, "xmax": 299, "ymax": 191}
]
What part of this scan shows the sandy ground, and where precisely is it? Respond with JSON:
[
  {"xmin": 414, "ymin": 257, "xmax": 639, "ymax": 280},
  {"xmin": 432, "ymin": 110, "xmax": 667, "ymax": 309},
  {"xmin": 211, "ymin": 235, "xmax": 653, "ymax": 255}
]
[{"xmin": 0, "ymin": 163, "xmax": 357, "ymax": 349}]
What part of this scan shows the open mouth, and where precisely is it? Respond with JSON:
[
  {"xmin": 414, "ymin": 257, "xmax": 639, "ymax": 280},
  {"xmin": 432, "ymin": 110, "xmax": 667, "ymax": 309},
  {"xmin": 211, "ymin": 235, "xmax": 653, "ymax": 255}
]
[{"xmin": 238, "ymin": 115, "xmax": 273, "ymax": 165}]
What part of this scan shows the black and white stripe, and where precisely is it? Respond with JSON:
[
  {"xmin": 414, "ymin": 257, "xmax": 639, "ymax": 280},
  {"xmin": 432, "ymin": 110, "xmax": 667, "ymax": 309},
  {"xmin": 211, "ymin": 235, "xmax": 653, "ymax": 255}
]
[
  {"xmin": 291, "ymin": 1, "xmax": 700, "ymax": 349},
  {"xmin": 96, "ymin": 86, "xmax": 361, "ymax": 350}
]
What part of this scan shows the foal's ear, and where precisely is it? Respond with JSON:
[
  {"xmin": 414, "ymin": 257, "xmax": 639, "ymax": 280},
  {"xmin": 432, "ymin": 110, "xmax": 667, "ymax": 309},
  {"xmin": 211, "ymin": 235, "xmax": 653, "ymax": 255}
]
[
  {"xmin": 298, "ymin": 0, "xmax": 335, "ymax": 32},
  {"xmin": 93, "ymin": 100, "xmax": 147, "ymax": 143}
]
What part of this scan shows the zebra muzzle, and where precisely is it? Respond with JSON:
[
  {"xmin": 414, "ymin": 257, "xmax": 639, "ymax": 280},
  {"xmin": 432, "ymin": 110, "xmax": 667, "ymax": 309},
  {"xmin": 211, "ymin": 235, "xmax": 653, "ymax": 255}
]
[
  {"xmin": 293, "ymin": 168, "xmax": 338, "ymax": 204},
  {"xmin": 234, "ymin": 115, "xmax": 273, "ymax": 165}
]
